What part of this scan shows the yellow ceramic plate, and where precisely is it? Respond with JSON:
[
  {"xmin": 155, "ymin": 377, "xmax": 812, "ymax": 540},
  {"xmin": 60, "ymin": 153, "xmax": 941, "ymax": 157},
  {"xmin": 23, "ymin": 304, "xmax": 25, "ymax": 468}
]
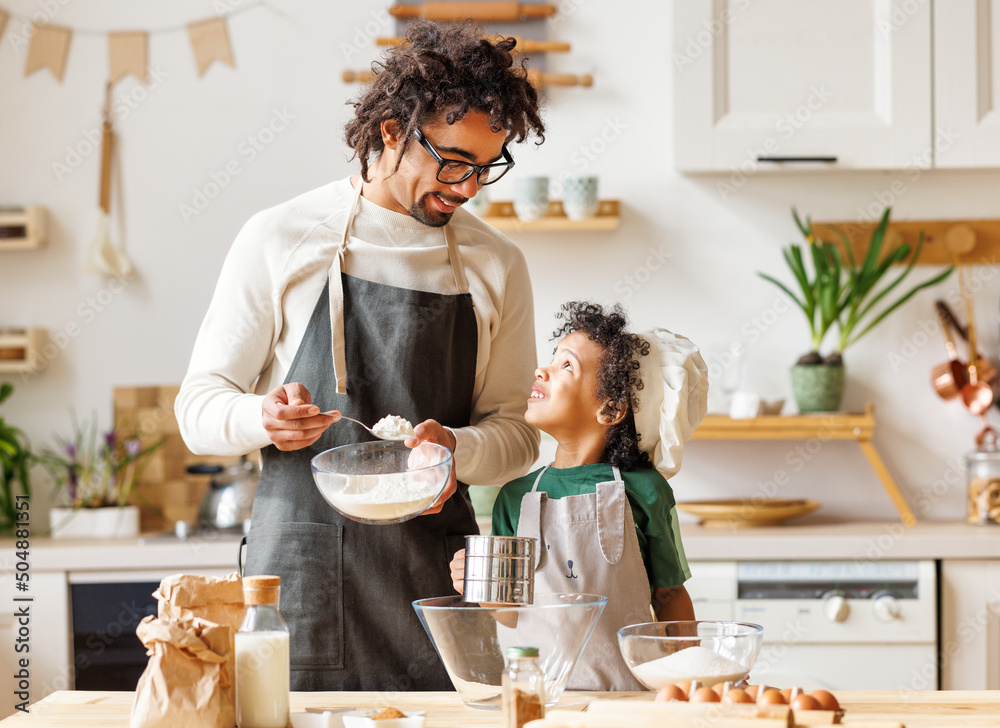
[{"xmin": 676, "ymin": 499, "xmax": 821, "ymax": 528}]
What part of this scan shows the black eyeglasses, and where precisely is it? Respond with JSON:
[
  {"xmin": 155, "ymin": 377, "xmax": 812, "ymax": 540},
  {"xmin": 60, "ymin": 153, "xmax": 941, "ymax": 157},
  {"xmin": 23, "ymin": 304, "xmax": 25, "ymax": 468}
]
[{"xmin": 413, "ymin": 129, "xmax": 515, "ymax": 186}]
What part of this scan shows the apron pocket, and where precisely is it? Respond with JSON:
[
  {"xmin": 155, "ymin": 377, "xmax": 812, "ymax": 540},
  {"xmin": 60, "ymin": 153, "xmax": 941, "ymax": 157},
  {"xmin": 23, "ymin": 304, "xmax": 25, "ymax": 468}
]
[{"xmin": 249, "ymin": 521, "xmax": 344, "ymax": 670}]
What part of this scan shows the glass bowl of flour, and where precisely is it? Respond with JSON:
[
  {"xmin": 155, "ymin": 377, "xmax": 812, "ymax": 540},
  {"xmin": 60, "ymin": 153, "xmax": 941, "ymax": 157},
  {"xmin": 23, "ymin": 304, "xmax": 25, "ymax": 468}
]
[
  {"xmin": 617, "ymin": 621, "xmax": 762, "ymax": 689},
  {"xmin": 311, "ymin": 440, "xmax": 451, "ymax": 524}
]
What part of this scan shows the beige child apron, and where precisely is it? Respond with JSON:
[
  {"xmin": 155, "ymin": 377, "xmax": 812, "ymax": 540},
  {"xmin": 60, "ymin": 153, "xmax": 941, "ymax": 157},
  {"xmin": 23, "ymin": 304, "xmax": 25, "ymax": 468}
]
[{"xmin": 517, "ymin": 465, "xmax": 652, "ymax": 690}]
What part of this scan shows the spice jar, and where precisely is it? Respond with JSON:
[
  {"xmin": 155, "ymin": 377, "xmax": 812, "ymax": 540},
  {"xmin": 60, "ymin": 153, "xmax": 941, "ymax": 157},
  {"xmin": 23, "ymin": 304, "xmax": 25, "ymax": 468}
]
[
  {"xmin": 502, "ymin": 646, "xmax": 545, "ymax": 728},
  {"xmin": 965, "ymin": 432, "xmax": 1000, "ymax": 525}
]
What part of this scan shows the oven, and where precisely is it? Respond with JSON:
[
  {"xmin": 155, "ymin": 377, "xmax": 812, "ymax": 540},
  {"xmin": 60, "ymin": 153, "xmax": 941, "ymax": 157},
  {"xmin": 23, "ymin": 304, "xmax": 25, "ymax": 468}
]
[{"xmin": 686, "ymin": 560, "xmax": 938, "ymax": 690}]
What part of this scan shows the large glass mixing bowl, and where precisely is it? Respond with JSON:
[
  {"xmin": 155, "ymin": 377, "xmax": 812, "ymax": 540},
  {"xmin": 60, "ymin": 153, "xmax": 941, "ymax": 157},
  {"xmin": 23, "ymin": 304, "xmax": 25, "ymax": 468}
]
[
  {"xmin": 311, "ymin": 440, "xmax": 451, "ymax": 525},
  {"xmin": 413, "ymin": 593, "xmax": 607, "ymax": 709},
  {"xmin": 618, "ymin": 621, "xmax": 763, "ymax": 689}
]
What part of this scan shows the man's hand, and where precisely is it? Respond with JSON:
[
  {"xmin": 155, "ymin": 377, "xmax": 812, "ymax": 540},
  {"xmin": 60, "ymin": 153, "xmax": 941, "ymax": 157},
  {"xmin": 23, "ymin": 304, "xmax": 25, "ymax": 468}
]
[
  {"xmin": 449, "ymin": 548, "xmax": 466, "ymax": 594},
  {"xmin": 262, "ymin": 383, "xmax": 335, "ymax": 451},
  {"xmin": 407, "ymin": 419, "xmax": 458, "ymax": 514}
]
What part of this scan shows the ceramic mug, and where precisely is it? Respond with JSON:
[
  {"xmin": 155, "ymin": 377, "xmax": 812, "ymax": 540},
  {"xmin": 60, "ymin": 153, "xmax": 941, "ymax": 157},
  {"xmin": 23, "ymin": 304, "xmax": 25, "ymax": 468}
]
[
  {"xmin": 562, "ymin": 176, "xmax": 599, "ymax": 220},
  {"xmin": 513, "ymin": 176, "xmax": 550, "ymax": 221}
]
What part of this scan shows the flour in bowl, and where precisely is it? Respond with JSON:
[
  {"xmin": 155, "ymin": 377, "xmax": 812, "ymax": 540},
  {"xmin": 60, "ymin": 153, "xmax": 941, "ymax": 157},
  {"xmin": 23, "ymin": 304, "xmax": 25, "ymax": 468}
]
[
  {"xmin": 631, "ymin": 645, "xmax": 748, "ymax": 688},
  {"xmin": 372, "ymin": 415, "xmax": 415, "ymax": 440},
  {"xmin": 316, "ymin": 471, "xmax": 440, "ymax": 520}
]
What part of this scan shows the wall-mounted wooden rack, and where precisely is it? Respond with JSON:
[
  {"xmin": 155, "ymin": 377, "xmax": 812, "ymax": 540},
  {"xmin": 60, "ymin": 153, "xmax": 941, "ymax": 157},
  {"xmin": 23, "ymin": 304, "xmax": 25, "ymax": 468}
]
[
  {"xmin": 342, "ymin": 68, "xmax": 592, "ymax": 88},
  {"xmin": 480, "ymin": 199, "xmax": 619, "ymax": 231},
  {"xmin": 377, "ymin": 35, "xmax": 571, "ymax": 54},
  {"xmin": 691, "ymin": 403, "xmax": 916, "ymax": 527},
  {"xmin": 811, "ymin": 218, "xmax": 1000, "ymax": 266},
  {"xmin": 0, "ymin": 328, "xmax": 46, "ymax": 374},
  {"xmin": 0, "ymin": 206, "xmax": 46, "ymax": 251}
]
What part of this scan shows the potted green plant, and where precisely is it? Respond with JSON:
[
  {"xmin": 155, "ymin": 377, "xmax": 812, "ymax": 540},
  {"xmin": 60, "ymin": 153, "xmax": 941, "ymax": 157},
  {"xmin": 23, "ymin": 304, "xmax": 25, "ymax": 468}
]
[
  {"xmin": 0, "ymin": 382, "xmax": 31, "ymax": 534},
  {"xmin": 759, "ymin": 208, "xmax": 953, "ymax": 412},
  {"xmin": 41, "ymin": 414, "xmax": 163, "ymax": 539}
]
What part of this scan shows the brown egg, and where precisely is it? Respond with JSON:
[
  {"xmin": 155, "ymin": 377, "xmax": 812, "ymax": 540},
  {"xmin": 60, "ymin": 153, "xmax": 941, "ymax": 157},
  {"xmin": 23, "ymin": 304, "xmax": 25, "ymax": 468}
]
[
  {"xmin": 675, "ymin": 681, "xmax": 692, "ymax": 696},
  {"xmin": 757, "ymin": 689, "xmax": 788, "ymax": 705},
  {"xmin": 809, "ymin": 690, "xmax": 840, "ymax": 711},
  {"xmin": 711, "ymin": 681, "xmax": 726, "ymax": 696},
  {"xmin": 690, "ymin": 686, "xmax": 722, "ymax": 703},
  {"xmin": 779, "ymin": 688, "xmax": 793, "ymax": 701},
  {"xmin": 791, "ymin": 694, "xmax": 822, "ymax": 711},
  {"xmin": 743, "ymin": 685, "xmax": 759, "ymax": 700},
  {"xmin": 722, "ymin": 688, "xmax": 753, "ymax": 704},
  {"xmin": 655, "ymin": 684, "xmax": 688, "ymax": 702}
]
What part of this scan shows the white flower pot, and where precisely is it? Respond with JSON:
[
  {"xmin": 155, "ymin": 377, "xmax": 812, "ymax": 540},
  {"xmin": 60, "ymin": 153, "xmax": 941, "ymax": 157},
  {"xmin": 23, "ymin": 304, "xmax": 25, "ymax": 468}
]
[{"xmin": 49, "ymin": 505, "xmax": 140, "ymax": 540}]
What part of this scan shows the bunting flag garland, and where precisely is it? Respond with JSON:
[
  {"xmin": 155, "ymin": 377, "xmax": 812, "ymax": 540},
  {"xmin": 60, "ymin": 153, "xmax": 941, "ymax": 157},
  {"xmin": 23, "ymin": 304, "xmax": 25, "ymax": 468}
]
[
  {"xmin": 0, "ymin": 2, "xmax": 276, "ymax": 84},
  {"xmin": 25, "ymin": 24, "xmax": 71, "ymax": 81},
  {"xmin": 187, "ymin": 18, "xmax": 234, "ymax": 77},
  {"xmin": 108, "ymin": 31, "xmax": 148, "ymax": 85}
]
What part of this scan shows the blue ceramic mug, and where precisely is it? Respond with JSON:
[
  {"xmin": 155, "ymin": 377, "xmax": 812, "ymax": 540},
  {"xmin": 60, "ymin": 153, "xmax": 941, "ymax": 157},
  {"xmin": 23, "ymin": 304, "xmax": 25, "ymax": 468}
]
[
  {"xmin": 562, "ymin": 176, "xmax": 599, "ymax": 220},
  {"xmin": 513, "ymin": 176, "xmax": 550, "ymax": 221}
]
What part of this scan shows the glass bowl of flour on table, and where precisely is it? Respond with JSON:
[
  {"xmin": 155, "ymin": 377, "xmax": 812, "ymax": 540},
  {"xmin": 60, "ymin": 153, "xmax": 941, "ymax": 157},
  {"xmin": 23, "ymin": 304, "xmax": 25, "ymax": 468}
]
[
  {"xmin": 618, "ymin": 621, "xmax": 763, "ymax": 689},
  {"xmin": 311, "ymin": 440, "xmax": 451, "ymax": 524}
]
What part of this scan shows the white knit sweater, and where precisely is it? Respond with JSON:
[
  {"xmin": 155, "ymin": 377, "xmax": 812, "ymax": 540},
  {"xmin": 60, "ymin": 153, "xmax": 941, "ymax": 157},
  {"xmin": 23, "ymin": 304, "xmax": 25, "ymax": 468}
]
[{"xmin": 176, "ymin": 177, "xmax": 540, "ymax": 486}]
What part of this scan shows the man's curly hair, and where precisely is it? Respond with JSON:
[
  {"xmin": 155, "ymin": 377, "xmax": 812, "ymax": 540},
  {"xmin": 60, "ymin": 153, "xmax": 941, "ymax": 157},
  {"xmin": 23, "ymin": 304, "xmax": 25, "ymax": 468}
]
[
  {"xmin": 553, "ymin": 302, "xmax": 652, "ymax": 471},
  {"xmin": 344, "ymin": 21, "xmax": 545, "ymax": 183}
]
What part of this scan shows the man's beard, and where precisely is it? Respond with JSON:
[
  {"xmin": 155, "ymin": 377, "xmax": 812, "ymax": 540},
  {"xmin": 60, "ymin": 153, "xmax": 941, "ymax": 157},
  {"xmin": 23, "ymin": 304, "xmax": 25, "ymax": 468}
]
[{"xmin": 409, "ymin": 191, "xmax": 467, "ymax": 227}]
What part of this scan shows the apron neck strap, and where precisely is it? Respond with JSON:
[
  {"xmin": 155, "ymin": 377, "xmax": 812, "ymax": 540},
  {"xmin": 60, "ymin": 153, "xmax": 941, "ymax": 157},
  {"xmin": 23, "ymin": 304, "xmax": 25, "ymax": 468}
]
[
  {"xmin": 530, "ymin": 465, "xmax": 550, "ymax": 492},
  {"xmin": 328, "ymin": 179, "xmax": 471, "ymax": 394}
]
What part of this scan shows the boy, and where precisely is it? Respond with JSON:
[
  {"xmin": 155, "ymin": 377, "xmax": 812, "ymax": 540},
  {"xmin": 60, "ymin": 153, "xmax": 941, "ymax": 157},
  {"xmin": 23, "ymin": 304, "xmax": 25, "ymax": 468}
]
[{"xmin": 450, "ymin": 301, "xmax": 707, "ymax": 690}]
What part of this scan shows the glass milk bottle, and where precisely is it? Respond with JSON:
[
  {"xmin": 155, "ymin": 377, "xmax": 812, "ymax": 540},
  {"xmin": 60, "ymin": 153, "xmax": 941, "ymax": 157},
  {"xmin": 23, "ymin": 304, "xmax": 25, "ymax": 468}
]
[
  {"xmin": 502, "ymin": 646, "xmax": 545, "ymax": 728},
  {"xmin": 236, "ymin": 575, "xmax": 290, "ymax": 728}
]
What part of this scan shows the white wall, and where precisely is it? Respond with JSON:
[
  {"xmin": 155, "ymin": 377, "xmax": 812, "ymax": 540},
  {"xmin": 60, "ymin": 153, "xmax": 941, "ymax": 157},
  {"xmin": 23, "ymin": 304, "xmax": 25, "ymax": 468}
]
[{"xmin": 1, "ymin": 0, "xmax": 996, "ymax": 527}]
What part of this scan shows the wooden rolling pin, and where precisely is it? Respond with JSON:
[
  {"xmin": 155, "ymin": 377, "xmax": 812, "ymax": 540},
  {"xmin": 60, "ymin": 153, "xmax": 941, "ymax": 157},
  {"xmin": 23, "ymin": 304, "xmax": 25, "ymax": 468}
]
[
  {"xmin": 389, "ymin": 2, "xmax": 556, "ymax": 20},
  {"xmin": 376, "ymin": 35, "xmax": 571, "ymax": 53},
  {"xmin": 342, "ymin": 68, "xmax": 593, "ymax": 87}
]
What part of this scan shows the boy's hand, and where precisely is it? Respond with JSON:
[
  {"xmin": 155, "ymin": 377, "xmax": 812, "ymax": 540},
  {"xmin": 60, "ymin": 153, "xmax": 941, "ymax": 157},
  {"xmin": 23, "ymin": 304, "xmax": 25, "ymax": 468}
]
[{"xmin": 449, "ymin": 548, "xmax": 466, "ymax": 595}]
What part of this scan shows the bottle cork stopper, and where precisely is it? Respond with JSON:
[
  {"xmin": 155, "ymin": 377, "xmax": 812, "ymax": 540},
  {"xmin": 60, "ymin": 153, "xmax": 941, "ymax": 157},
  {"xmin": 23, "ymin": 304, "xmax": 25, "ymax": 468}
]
[{"xmin": 243, "ymin": 575, "xmax": 281, "ymax": 605}]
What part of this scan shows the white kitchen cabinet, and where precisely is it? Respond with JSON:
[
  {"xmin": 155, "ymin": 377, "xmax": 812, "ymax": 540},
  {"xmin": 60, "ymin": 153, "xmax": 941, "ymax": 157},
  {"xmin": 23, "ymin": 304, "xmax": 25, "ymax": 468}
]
[
  {"xmin": 674, "ymin": 0, "xmax": 933, "ymax": 171},
  {"xmin": 940, "ymin": 559, "xmax": 1000, "ymax": 690},
  {"xmin": 933, "ymin": 0, "xmax": 1000, "ymax": 167}
]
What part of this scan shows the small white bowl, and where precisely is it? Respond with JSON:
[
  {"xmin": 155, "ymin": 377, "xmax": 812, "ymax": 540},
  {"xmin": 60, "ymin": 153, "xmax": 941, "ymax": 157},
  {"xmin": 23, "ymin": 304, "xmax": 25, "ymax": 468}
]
[{"xmin": 341, "ymin": 709, "xmax": 426, "ymax": 728}]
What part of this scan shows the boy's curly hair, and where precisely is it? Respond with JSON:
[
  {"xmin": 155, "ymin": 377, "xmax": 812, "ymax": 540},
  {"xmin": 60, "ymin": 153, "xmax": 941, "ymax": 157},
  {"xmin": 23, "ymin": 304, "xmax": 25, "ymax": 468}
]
[
  {"xmin": 553, "ymin": 302, "xmax": 652, "ymax": 471},
  {"xmin": 344, "ymin": 21, "xmax": 545, "ymax": 183}
]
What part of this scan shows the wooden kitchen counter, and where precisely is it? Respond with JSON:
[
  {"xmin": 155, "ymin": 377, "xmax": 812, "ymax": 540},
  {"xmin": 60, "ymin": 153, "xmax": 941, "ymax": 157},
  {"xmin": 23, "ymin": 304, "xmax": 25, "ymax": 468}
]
[{"xmin": 2, "ymin": 690, "xmax": 1000, "ymax": 727}]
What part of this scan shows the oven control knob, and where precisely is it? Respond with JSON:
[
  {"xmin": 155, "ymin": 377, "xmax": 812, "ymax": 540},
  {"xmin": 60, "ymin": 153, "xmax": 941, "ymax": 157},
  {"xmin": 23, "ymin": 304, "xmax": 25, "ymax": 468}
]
[
  {"xmin": 822, "ymin": 592, "xmax": 849, "ymax": 622},
  {"xmin": 873, "ymin": 593, "xmax": 901, "ymax": 622}
]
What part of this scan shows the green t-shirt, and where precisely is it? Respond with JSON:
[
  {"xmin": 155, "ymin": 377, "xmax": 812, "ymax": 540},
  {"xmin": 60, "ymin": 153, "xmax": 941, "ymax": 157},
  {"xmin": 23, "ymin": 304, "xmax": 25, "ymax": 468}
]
[{"xmin": 492, "ymin": 463, "xmax": 691, "ymax": 590}]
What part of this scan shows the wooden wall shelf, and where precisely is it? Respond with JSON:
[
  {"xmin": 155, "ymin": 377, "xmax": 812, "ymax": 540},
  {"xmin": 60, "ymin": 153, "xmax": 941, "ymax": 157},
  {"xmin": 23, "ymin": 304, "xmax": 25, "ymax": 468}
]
[
  {"xmin": 691, "ymin": 403, "xmax": 916, "ymax": 527},
  {"xmin": 0, "ymin": 206, "xmax": 46, "ymax": 250},
  {"xmin": 0, "ymin": 328, "xmax": 46, "ymax": 374},
  {"xmin": 481, "ymin": 199, "xmax": 619, "ymax": 231},
  {"xmin": 811, "ymin": 218, "xmax": 1000, "ymax": 266}
]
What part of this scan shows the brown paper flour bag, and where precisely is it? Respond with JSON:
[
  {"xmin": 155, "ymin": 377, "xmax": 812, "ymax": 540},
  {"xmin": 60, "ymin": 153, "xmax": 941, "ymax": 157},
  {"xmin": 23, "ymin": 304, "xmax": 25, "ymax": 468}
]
[
  {"xmin": 131, "ymin": 615, "xmax": 234, "ymax": 728},
  {"xmin": 155, "ymin": 572, "xmax": 244, "ymax": 712}
]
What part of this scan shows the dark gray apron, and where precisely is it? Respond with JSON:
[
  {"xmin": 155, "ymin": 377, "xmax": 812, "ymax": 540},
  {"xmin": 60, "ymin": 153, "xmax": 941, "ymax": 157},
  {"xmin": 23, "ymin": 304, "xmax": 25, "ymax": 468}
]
[{"xmin": 245, "ymin": 182, "xmax": 479, "ymax": 691}]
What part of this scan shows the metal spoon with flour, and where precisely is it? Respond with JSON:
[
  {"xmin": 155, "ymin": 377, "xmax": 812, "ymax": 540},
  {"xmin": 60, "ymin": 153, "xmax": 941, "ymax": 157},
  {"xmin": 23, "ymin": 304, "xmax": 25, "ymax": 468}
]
[{"xmin": 321, "ymin": 411, "xmax": 415, "ymax": 441}]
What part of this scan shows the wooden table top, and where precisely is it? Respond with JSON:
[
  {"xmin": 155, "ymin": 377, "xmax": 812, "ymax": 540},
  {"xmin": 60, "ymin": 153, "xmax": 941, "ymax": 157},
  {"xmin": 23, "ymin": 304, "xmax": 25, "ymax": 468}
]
[{"xmin": 1, "ymin": 689, "xmax": 999, "ymax": 727}]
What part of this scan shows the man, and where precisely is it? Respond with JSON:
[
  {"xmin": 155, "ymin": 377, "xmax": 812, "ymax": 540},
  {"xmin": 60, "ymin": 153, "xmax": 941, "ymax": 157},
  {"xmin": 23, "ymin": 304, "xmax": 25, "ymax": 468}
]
[{"xmin": 176, "ymin": 22, "xmax": 544, "ymax": 690}]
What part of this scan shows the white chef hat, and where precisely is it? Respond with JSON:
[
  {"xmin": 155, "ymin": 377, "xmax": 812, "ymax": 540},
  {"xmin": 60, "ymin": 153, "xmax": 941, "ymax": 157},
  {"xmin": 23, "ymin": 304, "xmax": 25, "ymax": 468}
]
[{"xmin": 632, "ymin": 328, "xmax": 709, "ymax": 480}]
